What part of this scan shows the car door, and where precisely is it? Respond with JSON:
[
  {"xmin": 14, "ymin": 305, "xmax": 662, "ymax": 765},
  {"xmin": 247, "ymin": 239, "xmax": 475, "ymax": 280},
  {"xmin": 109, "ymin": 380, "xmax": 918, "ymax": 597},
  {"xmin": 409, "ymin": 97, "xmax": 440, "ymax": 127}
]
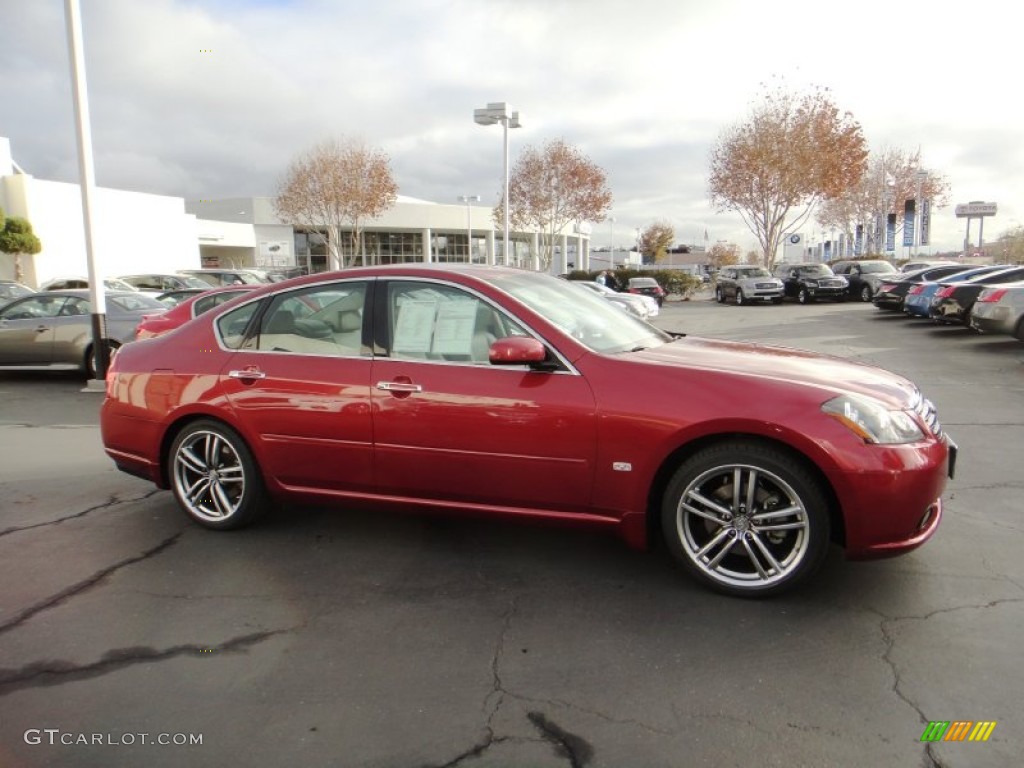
[
  {"xmin": 216, "ymin": 280, "xmax": 375, "ymax": 493},
  {"xmin": 0, "ymin": 295, "xmax": 67, "ymax": 364},
  {"xmin": 370, "ymin": 278, "xmax": 598, "ymax": 513}
]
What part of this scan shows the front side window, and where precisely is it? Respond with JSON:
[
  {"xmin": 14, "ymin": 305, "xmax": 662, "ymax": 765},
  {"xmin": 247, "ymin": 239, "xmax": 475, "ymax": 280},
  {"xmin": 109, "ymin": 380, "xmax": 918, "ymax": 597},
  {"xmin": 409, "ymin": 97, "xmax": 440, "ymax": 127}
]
[
  {"xmin": 0, "ymin": 296, "xmax": 68, "ymax": 320},
  {"xmin": 387, "ymin": 281, "xmax": 527, "ymax": 365},
  {"xmin": 253, "ymin": 282, "xmax": 368, "ymax": 357}
]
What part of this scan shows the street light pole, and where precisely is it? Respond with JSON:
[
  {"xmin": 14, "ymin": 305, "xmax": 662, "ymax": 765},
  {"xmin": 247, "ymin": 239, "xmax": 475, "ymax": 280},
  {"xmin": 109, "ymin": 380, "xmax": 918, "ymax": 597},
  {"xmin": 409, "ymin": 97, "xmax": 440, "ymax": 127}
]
[
  {"xmin": 457, "ymin": 195, "xmax": 480, "ymax": 262},
  {"xmin": 474, "ymin": 102, "xmax": 522, "ymax": 266},
  {"xmin": 608, "ymin": 216, "xmax": 616, "ymax": 270}
]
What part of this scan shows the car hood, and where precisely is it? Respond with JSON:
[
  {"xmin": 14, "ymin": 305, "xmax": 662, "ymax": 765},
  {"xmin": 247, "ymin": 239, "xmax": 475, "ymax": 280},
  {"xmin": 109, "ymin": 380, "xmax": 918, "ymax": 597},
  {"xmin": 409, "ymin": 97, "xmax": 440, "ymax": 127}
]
[{"xmin": 632, "ymin": 336, "xmax": 916, "ymax": 407}]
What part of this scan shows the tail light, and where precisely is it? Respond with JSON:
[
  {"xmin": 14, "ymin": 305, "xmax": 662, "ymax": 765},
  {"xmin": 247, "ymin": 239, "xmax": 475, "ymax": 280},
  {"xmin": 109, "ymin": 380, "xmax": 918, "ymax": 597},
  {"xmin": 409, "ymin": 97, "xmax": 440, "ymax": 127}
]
[
  {"xmin": 908, "ymin": 284, "xmax": 925, "ymax": 295},
  {"xmin": 629, "ymin": 288, "xmax": 639, "ymax": 294},
  {"xmin": 934, "ymin": 286, "xmax": 956, "ymax": 299},
  {"xmin": 977, "ymin": 288, "xmax": 1008, "ymax": 303}
]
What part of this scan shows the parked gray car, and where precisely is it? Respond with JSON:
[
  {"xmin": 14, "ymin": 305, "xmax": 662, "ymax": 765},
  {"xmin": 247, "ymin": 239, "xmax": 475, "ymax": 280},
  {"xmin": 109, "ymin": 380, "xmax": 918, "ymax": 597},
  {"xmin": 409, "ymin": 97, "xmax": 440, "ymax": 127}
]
[
  {"xmin": 574, "ymin": 280, "xmax": 659, "ymax": 320},
  {"xmin": 0, "ymin": 290, "xmax": 165, "ymax": 377},
  {"xmin": 0, "ymin": 280, "xmax": 35, "ymax": 306},
  {"xmin": 714, "ymin": 265, "xmax": 784, "ymax": 305},
  {"xmin": 969, "ymin": 281, "xmax": 1024, "ymax": 340}
]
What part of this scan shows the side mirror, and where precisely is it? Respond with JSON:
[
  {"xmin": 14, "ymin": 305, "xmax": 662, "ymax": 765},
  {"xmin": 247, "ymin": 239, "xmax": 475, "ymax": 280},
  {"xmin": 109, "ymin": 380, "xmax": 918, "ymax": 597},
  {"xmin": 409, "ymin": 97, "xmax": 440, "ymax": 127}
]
[{"xmin": 489, "ymin": 336, "xmax": 549, "ymax": 367}]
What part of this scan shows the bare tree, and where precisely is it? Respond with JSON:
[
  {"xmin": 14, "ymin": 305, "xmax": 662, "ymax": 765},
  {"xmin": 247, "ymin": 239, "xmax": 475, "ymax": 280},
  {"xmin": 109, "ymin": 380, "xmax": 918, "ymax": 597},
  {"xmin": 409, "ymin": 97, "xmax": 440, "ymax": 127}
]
[
  {"xmin": 639, "ymin": 220, "xmax": 675, "ymax": 263},
  {"xmin": 993, "ymin": 225, "xmax": 1024, "ymax": 263},
  {"xmin": 497, "ymin": 139, "xmax": 612, "ymax": 270},
  {"xmin": 816, "ymin": 146, "xmax": 950, "ymax": 253},
  {"xmin": 709, "ymin": 84, "xmax": 868, "ymax": 269},
  {"xmin": 275, "ymin": 138, "xmax": 398, "ymax": 270}
]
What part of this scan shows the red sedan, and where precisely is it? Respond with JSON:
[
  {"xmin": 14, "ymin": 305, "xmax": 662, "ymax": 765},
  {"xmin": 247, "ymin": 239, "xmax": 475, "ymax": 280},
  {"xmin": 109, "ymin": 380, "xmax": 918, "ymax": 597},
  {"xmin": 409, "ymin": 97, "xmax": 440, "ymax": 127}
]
[
  {"xmin": 135, "ymin": 285, "xmax": 259, "ymax": 340},
  {"xmin": 100, "ymin": 266, "xmax": 954, "ymax": 596}
]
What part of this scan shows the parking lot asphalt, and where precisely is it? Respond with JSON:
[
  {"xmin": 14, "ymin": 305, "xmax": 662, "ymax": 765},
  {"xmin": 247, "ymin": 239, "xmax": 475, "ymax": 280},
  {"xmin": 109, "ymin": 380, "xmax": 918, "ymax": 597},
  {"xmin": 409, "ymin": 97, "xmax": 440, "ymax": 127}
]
[{"xmin": 1, "ymin": 296, "xmax": 1021, "ymax": 768}]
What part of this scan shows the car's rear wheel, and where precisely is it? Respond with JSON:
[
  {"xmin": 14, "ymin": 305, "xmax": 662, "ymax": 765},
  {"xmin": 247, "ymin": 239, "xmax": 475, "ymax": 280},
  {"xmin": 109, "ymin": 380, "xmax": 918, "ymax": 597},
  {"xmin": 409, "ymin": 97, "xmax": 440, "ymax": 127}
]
[
  {"xmin": 661, "ymin": 441, "xmax": 831, "ymax": 597},
  {"xmin": 85, "ymin": 340, "xmax": 120, "ymax": 379},
  {"xmin": 1014, "ymin": 316, "xmax": 1024, "ymax": 341},
  {"xmin": 715, "ymin": 287, "xmax": 725, "ymax": 303},
  {"xmin": 169, "ymin": 420, "xmax": 270, "ymax": 530},
  {"xmin": 860, "ymin": 285, "xmax": 872, "ymax": 302}
]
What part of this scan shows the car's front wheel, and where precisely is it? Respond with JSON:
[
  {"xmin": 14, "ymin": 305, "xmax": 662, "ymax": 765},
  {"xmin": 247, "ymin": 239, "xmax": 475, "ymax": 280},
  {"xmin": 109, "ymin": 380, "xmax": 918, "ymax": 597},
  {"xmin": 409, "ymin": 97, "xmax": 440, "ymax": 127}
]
[
  {"xmin": 860, "ymin": 285, "xmax": 873, "ymax": 302},
  {"xmin": 735, "ymin": 289, "xmax": 746, "ymax": 306},
  {"xmin": 661, "ymin": 441, "xmax": 831, "ymax": 597},
  {"xmin": 797, "ymin": 288, "xmax": 812, "ymax": 305},
  {"xmin": 85, "ymin": 340, "xmax": 120, "ymax": 379},
  {"xmin": 168, "ymin": 420, "xmax": 270, "ymax": 530}
]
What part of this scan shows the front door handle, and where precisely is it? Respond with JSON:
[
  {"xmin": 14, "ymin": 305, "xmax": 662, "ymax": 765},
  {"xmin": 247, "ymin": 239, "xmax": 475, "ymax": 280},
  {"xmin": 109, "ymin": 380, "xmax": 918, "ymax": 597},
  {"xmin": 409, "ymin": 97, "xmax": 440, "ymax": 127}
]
[
  {"xmin": 376, "ymin": 381, "xmax": 423, "ymax": 393},
  {"xmin": 36, "ymin": 325, "xmax": 50, "ymax": 334},
  {"xmin": 228, "ymin": 368, "xmax": 267, "ymax": 381}
]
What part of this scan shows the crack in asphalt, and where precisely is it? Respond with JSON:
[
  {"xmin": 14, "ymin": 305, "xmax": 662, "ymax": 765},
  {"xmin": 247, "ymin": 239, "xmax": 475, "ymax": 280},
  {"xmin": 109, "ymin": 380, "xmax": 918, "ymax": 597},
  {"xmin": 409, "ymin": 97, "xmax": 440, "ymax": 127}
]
[
  {"xmin": 874, "ymin": 599, "xmax": 1024, "ymax": 768},
  {"xmin": 0, "ymin": 532, "xmax": 183, "ymax": 637},
  {"xmin": 0, "ymin": 628, "xmax": 294, "ymax": 696},
  {"xmin": 0, "ymin": 489, "xmax": 164, "ymax": 538}
]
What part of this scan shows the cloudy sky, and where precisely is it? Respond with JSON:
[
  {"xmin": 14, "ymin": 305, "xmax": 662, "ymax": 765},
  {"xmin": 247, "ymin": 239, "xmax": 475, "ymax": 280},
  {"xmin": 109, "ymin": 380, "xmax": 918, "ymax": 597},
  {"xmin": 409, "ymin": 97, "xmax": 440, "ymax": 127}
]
[{"xmin": 2, "ymin": 0, "xmax": 1022, "ymax": 254}]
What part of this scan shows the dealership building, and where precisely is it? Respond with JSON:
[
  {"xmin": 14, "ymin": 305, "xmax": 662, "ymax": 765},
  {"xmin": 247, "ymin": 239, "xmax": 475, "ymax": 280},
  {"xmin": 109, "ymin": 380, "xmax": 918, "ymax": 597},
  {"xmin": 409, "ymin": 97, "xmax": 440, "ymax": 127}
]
[{"xmin": 0, "ymin": 136, "xmax": 592, "ymax": 288}]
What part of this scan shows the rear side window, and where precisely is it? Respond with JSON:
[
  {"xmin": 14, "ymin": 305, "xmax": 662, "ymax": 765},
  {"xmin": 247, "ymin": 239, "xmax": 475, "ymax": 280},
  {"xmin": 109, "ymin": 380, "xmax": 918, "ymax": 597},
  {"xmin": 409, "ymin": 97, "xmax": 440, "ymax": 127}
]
[
  {"xmin": 248, "ymin": 282, "xmax": 369, "ymax": 357},
  {"xmin": 217, "ymin": 302, "xmax": 261, "ymax": 349}
]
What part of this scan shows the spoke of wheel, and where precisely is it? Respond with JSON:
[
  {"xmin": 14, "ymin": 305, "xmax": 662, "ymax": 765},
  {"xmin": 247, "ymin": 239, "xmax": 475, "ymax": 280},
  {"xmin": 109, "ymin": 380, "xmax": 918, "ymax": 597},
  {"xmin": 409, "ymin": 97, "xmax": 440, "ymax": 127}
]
[
  {"xmin": 695, "ymin": 527, "xmax": 733, "ymax": 561},
  {"xmin": 211, "ymin": 481, "xmax": 234, "ymax": 518},
  {"xmin": 749, "ymin": 531, "xmax": 785, "ymax": 575},
  {"xmin": 186, "ymin": 476, "xmax": 212, "ymax": 506},
  {"xmin": 745, "ymin": 468, "xmax": 758, "ymax": 512},
  {"xmin": 204, "ymin": 434, "xmax": 221, "ymax": 468},
  {"xmin": 741, "ymin": 535, "xmax": 768, "ymax": 579},
  {"xmin": 754, "ymin": 521, "xmax": 806, "ymax": 532},
  {"xmin": 752, "ymin": 505, "xmax": 801, "ymax": 522},
  {"xmin": 732, "ymin": 468, "xmax": 742, "ymax": 511},
  {"xmin": 706, "ymin": 533, "xmax": 737, "ymax": 570},
  {"xmin": 216, "ymin": 464, "xmax": 244, "ymax": 485},
  {"xmin": 686, "ymin": 490, "xmax": 733, "ymax": 520},
  {"xmin": 178, "ymin": 446, "xmax": 207, "ymax": 475},
  {"xmin": 681, "ymin": 501, "xmax": 729, "ymax": 526}
]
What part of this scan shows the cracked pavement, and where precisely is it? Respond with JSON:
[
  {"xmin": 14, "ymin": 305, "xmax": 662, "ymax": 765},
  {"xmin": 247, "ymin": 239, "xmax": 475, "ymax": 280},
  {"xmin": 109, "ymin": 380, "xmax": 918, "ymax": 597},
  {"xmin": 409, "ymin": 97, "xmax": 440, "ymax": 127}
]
[{"xmin": 1, "ymin": 304, "xmax": 1021, "ymax": 767}]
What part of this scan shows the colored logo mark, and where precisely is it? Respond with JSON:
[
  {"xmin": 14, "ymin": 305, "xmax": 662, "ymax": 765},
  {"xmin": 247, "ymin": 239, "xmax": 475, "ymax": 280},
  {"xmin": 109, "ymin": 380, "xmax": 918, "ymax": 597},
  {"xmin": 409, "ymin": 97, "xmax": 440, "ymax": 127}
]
[{"xmin": 920, "ymin": 721, "xmax": 996, "ymax": 742}]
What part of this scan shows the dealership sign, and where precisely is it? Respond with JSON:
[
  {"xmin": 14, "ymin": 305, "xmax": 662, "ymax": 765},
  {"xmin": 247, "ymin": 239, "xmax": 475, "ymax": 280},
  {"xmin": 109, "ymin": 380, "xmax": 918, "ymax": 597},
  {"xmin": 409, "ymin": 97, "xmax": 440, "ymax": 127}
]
[{"xmin": 955, "ymin": 202, "xmax": 997, "ymax": 217}]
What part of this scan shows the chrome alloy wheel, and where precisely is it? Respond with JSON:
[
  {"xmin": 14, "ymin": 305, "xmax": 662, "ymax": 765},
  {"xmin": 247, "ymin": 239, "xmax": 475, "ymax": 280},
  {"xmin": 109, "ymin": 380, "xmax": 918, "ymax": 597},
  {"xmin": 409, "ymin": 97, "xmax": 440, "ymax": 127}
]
[
  {"xmin": 674, "ymin": 463, "xmax": 810, "ymax": 589},
  {"xmin": 173, "ymin": 429, "xmax": 247, "ymax": 522}
]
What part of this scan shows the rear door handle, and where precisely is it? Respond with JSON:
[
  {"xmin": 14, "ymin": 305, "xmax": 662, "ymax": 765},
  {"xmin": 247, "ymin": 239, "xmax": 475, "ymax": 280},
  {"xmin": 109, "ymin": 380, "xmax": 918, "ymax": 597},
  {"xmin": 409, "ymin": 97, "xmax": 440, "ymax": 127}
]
[
  {"xmin": 376, "ymin": 381, "xmax": 422, "ymax": 393},
  {"xmin": 228, "ymin": 368, "xmax": 267, "ymax": 381}
]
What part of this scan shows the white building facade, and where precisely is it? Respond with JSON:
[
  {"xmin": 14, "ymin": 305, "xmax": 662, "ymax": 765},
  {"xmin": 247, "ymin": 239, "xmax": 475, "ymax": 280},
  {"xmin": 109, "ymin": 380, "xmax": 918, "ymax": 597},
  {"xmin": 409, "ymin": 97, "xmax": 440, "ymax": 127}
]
[{"xmin": 0, "ymin": 138, "xmax": 199, "ymax": 288}]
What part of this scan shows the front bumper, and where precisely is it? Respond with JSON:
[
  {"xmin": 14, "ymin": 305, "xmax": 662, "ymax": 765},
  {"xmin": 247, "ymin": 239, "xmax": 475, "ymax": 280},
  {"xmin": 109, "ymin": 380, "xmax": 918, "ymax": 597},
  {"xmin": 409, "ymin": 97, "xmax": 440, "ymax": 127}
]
[{"xmin": 836, "ymin": 434, "xmax": 953, "ymax": 560}]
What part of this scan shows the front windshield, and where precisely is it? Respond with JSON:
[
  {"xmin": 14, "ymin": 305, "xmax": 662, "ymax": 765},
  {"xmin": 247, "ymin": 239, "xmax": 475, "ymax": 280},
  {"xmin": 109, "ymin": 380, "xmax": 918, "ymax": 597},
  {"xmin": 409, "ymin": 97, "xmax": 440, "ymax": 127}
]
[
  {"xmin": 736, "ymin": 267, "xmax": 770, "ymax": 278},
  {"xmin": 797, "ymin": 265, "xmax": 833, "ymax": 277},
  {"xmin": 105, "ymin": 278, "xmax": 139, "ymax": 291},
  {"xmin": 487, "ymin": 271, "xmax": 670, "ymax": 354},
  {"xmin": 182, "ymin": 276, "xmax": 213, "ymax": 289}
]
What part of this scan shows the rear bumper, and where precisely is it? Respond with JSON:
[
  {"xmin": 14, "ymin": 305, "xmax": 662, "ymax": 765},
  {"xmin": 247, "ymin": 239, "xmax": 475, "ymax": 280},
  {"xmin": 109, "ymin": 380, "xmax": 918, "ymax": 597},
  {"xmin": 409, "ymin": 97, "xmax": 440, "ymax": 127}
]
[{"xmin": 969, "ymin": 306, "xmax": 1017, "ymax": 335}]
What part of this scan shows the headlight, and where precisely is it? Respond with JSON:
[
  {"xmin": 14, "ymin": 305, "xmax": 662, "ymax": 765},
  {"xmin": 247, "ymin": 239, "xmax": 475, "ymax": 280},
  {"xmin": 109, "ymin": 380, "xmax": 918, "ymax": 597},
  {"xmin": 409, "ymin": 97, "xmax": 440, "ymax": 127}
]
[{"xmin": 822, "ymin": 394, "xmax": 924, "ymax": 444}]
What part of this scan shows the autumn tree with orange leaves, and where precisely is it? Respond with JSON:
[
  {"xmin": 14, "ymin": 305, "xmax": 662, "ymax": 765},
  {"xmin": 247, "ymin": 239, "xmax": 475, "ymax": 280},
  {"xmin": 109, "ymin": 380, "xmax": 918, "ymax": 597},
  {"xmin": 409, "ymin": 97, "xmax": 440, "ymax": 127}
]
[
  {"xmin": 497, "ymin": 139, "xmax": 612, "ymax": 270},
  {"xmin": 275, "ymin": 138, "xmax": 398, "ymax": 269},
  {"xmin": 709, "ymin": 85, "xmax": 868, "ymax": 268}
]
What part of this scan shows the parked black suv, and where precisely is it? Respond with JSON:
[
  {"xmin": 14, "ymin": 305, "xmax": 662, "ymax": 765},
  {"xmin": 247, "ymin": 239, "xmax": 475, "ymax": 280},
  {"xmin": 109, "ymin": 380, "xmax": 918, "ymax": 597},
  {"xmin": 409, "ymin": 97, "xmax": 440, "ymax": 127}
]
[
  {"xmin": 773, "ymin": 263, "xmax": 848, "ymax": 303},
  {"xmin": 829, "ymin": 259, "xmax": 898, "ymax": 302}
]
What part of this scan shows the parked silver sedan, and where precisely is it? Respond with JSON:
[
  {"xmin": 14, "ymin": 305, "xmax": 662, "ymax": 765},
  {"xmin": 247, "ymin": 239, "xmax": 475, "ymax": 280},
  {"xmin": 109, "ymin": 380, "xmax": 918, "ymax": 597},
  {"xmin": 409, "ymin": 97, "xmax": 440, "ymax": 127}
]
[
  {"xmin": 969, "ymin": 281, "xmax": 1024, "ymax": 340},
  {"xmin": 574, "ymin": 280, "xmax": 659, "ymax": 319},
  {"xmin": 0, "ymin": 290, "xmax": 166, "ymax": 376}
]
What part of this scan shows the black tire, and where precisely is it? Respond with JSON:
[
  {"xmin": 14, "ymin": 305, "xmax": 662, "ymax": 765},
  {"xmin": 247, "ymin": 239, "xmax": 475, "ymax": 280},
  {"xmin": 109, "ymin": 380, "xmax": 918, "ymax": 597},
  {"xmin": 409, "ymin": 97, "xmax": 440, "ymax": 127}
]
[
  {"xmin": 1014, "ymin": 317, "xmax": 1024, "ymax": 342},
  {"xmin": 168, "ymin": 419, "xmax": 270, "ymax": 530},
  {"xmin": 85, "ymin": 340, "xmax": 120, "ymax": 379},
  {"xmin": 735, "ymin": 289, "xmax": 746, "ymax": 306},
  {"xmin": 860, "ymin": 285, "xmax": 872, "ymax": 302},
  {"xmin": 715, "ymin": 287, "xmax": 725, "ymax": 304},
  {"xmin": 797, "ymin": 288, "xmax": 812, "ymax": 305},
  {"xmin": 660, "ymin": 440, "xmax": 831, "ymax": 597}
]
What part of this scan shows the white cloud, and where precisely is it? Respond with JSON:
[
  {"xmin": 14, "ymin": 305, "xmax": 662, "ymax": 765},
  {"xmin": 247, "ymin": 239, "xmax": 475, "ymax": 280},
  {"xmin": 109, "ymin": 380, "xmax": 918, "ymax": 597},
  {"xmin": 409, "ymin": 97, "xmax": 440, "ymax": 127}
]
[{"xmin": 2, "ymin": 0, "xmax": 1022, "ymax": 252}]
